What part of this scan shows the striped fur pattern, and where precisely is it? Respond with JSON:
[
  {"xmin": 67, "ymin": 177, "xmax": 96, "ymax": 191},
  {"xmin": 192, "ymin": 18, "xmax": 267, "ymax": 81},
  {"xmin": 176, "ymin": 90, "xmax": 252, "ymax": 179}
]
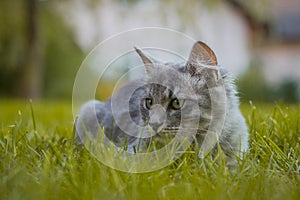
[{"xmin": 75, "ymin": 41, "xmax": 249, "ymax": 166}]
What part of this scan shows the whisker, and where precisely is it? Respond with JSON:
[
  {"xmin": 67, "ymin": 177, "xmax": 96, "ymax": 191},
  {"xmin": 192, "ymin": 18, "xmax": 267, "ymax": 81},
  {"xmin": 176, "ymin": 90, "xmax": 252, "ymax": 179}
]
[
  {"xmin": 163, "ymin": 127, "xmax": 209, "ymax": 131},
  {"xmin": 159, "ymin": 128, "xmax": 210, "ymax": 137}
]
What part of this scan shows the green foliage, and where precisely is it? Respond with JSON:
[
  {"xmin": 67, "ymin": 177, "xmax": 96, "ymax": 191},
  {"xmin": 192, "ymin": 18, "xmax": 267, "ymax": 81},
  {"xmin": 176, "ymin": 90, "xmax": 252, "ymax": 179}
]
[
  {"xmin": 237, "ymin": 64, "xmax": 300, "ymax": 103},
  {"xmin": 0, "ymin": 0, "xmax": 26, "ymax": 96},
  {"xmin": 274, "ymin": 79, "xmax": 299, "ymax": 103},
  {"xmin": 0, "ymin": 0, "xmax": 83, "ymax": 98},
  {"xmin": 0, "ymin": 101, "xmax": 300, "ymax": 199},
  {"xmin": 40, "ymin": 5, "xmax": 84, "ymax": 98},
  {"xmin": 237, "ymin": 64, "xmax": 272, "ymax": 102}
]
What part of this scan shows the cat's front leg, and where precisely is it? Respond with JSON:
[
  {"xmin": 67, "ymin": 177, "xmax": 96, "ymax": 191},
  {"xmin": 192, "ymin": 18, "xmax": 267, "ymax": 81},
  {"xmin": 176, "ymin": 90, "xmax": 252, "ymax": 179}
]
[{"xmin": 220, "ymin": 122, "xmax": 249, "ymax": 168}]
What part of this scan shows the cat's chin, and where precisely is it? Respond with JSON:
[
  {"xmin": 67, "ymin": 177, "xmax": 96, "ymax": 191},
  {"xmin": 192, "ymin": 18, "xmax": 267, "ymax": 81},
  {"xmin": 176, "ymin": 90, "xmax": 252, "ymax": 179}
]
[
  {"xmin": 139, "ymin": 125, "xmax": 159, "ymax": 138},
  {"xmin": 144, "ymin": 125, "xmax": 178, "ymax": 137}
]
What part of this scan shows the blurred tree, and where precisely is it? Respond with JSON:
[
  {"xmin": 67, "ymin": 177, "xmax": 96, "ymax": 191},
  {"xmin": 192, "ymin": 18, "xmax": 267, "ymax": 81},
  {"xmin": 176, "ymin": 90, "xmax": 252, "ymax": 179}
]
[
  {"xmin": 237, "ymin": 63, "xmax": 300, "ymax": 103},
  {"xmin": 0, "ymin": 0, "xmax": 83, "ymax": 99},
  {"xmin": 0, "ymin": 0, "xmax": 43, "ymax": 98},
  {"xmin": 17, "ymin": 0, "xmax": 43, "ymax": 98},
  {"xmin": 41, "ymin": 4, "xmax": 84, "ymax": 99},
  {"xmin": 274, "ymin": 80, "xmax": 299, "ymax": 103},
  {"xmin": 0, "ymin": 0, "xmax": 274, "ymax": 99},
  {"xmin": 0, "ymin": 0, "xmax": 26, "ymax": 97},
  {"xmin": 236, "ymin": 61, "xmax": 272, "ymax": 102}
]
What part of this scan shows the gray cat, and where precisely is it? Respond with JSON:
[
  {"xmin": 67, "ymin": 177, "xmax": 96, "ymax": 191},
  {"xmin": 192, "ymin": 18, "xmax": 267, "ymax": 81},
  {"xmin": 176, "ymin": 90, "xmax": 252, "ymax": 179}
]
[{"xmin": 75, "ymin": 41, "xmax": 249, "ymax": 166}]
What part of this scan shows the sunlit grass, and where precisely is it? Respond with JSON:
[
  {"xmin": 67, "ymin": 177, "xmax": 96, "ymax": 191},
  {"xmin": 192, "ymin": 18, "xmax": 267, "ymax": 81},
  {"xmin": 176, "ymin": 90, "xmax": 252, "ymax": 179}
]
[{"xmin": 0, "ymin": 100, "xmax": 299, "ymax": 199}]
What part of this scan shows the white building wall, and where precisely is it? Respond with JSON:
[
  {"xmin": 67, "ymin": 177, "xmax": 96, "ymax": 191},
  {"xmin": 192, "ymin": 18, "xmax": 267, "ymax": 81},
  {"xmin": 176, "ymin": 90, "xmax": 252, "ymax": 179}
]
[
  {"xmin": 258, "ymin": 45, "xmax": 300, "ymax": 83},
  {"xmin": 60, "ymin": 0, "xmax": 251, "ymax": 75}
]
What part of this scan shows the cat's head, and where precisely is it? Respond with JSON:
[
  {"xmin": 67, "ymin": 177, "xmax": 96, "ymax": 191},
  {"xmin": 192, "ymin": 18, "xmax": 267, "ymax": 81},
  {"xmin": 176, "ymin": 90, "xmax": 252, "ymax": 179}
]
[{"xmin": 134, "ymin": 41, "xmax": 222, "ymax": 137}]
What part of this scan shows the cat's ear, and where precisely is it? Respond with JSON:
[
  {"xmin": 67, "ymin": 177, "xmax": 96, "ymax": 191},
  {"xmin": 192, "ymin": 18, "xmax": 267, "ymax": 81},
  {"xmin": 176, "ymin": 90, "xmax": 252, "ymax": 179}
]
[
  {"xmin": 187, "ymin": 41, "xmax": 218, "ymax": 66},
  {"xmin": 186, "ymin": 41, "xmax": 220, "ymax": 81},
  {"xmin": 134, "ymin": 47, "xmax": 155, "ymax": 75}
]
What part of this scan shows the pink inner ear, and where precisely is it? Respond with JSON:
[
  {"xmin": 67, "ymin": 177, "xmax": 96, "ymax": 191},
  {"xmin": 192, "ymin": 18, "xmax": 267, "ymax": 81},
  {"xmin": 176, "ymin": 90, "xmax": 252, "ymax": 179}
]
[
  {"xmin": 198, "ymin": 41, "xmax": 218, "ymax": 66},
  {"xmin": 188, "ymin": 41, "xmax": 218, "ymax": 66}
]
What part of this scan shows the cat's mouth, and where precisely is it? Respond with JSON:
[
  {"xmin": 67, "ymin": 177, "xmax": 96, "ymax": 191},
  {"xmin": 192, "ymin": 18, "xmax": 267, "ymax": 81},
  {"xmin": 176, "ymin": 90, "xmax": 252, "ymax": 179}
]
[
  {"xmin": 145, "ymin": 126, "xmax": 207, "ymax": 139},
  {"xmin": 156, "ymin": 127, "xmax": 179, "ymax": 137},
  {"xmin": 148, "ymin": 127, "xmax": 177, "ymax": 146},
  {"xmin": 158, "ymin": 127, "xmax": 208, "ymax": 136},
  {"xmin": 161, "ymin": 127, "xmax": 179, "ymax": 132},
  {"xmin": 144, "ymin": 126, "xmax": 179, "ymax": 138},
  {"xmin": 147, "ymin": 126, "xmax": 207, "ymax": 149}
]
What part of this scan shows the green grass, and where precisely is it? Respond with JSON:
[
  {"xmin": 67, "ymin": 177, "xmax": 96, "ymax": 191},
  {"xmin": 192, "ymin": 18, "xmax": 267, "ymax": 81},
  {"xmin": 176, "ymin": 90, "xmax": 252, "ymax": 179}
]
[{"xmin": 0, "ymin": 100, "xmax": 300, "ymax": 200}]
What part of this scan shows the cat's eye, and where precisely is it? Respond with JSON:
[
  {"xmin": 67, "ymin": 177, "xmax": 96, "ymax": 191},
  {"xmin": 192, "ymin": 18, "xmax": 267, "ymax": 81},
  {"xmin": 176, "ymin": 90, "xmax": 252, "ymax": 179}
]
[
  {"xmin": 144, "ymin": 98, "xmax": 153, "ymax": 109},
  {"xmin": 170, "ymin": 98, "xmax": 182, "ymax": 110}
]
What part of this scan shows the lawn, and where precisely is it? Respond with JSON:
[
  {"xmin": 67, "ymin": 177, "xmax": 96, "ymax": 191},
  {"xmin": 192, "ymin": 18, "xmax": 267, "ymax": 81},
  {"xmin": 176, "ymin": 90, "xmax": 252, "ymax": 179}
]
[{"xmin": 0, "ymin": 100, "xmax": 299, "ymax": 200}]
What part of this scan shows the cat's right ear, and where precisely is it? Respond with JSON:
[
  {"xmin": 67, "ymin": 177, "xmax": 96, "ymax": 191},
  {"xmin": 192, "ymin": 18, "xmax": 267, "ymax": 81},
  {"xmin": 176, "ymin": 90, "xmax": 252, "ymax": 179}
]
[{"xmin": 134, "ymin": 47, "xmax": 154, "ymax": 75}]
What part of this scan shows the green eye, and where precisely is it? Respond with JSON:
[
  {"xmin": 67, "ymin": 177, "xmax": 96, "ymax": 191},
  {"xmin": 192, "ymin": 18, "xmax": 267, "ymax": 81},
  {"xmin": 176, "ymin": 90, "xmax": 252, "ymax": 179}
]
[
  {"xmin": 144, "ymin": 98, "xmax": 153, "ymax": 109},
  {"xmin": 170, "ymin": 98, "xmax": 182, "ymax": 110}
]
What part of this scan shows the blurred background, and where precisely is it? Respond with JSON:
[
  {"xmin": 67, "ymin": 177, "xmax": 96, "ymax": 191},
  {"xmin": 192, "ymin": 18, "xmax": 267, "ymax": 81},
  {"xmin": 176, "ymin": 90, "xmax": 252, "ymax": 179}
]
[{"xmin": 0, "ymin": 0, "xmax": 299, "ymax": 103}]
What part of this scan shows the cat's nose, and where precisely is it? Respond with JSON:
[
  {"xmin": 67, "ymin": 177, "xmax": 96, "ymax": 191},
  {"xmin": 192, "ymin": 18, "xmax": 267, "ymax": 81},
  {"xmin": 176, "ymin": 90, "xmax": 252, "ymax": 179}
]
[
  {"xmin": 149, "ymin": 104, "xmax": 166, "ymax": 133},
  {"xmin": 150, "ymin": 122, "xmax": 163, "ymax": 133}
]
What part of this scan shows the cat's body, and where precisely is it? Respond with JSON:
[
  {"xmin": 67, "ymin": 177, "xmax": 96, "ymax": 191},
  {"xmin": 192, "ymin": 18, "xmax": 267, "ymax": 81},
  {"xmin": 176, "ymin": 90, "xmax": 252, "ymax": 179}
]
[{"xmin": 75, "ymin": 41, "xmax": 249, "ymax": 166}]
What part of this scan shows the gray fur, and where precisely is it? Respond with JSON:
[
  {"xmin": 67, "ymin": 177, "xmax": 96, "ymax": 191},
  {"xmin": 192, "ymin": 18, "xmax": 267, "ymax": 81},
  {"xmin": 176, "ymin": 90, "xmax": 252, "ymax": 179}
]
[{"xmin": 75, "ymin": 41, "xmax": 249, "ymax": 165}]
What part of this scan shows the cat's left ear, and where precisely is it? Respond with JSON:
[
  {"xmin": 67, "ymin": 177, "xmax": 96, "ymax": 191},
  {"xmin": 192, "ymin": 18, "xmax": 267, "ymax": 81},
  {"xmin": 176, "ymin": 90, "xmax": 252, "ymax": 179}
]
[
  {"xmin": 134, "ymin": 47, "xmax": 155, "ymax": 75},
  {"xmin": 186, "ymin": 41, "xmax": 220, "ymax": 81},
  {"xmin": 188, "ymin": 41, "xmax": 218, "ymax": 66}
]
